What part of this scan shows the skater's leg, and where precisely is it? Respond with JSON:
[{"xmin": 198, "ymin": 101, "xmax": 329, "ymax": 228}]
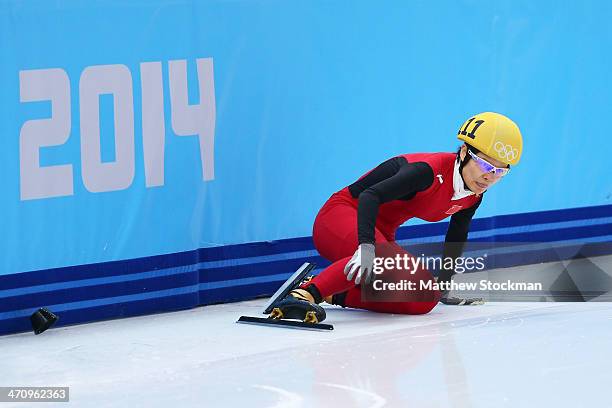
[
  {"xmin": 308, "ymin": 231, "xmax": 389, "ymax": 299},
  {"xmin": 308, "ymin": 200, "xmax": 439, "ymax": 314},
  {"xmin": 341, "ymin": 284, "xmax": 440, "ymax": 315},
  {"xmin": 302, "ymin": 256, "xmax": 355, "ymax": 298},
  {"xmin": 313, "ymin": 202, "xmax": 391, "ymax": 262},
  {"xmin": 309, "ymin": 202, "xmax": 391, "ymax": 298},
  {"xmin": 322, "ymin": 245, "xmax": 441, "ymax": 315},
  {"xmin": 312, "ymin": 203, "xmax": 357, "ymax": 262}
]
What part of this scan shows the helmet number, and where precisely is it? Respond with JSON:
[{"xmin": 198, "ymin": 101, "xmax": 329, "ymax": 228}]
[{"xmin": 458, "ymin": 118, "xmax": 485, "ymax": 139}]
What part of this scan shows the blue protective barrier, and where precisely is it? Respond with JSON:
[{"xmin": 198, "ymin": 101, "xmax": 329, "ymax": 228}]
[
  {"xmin": 1, "ymin": 1, "xmax": 612, "ymax": 335},
  {"xmin": 1, "ymin": 204, "xmax": 611, "ymax": 335}
]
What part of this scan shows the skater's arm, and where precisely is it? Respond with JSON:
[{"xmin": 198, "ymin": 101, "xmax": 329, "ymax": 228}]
[
  {"xmin": 439, "ymin": 199, "xmax": 482, "ymax": 283},
  {"xmin": 348, "ymin": 157, "xmax": 434, "ymax": 244}
]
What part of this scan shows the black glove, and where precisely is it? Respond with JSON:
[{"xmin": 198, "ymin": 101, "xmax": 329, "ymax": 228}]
[
  {"xmin": 437, "ymin": 270, "xmax": 485, "ymax": 306},
  {"xmin": 440, "ymin": 296, "xmax": 485, "ymax": 306}
]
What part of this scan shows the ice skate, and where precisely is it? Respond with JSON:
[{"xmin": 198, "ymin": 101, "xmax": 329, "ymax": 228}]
[
  {"xmin": 269, "ymin": 288, "xmax": 327, "ymax": 324},
  {"xmin": 237, "ymin": 263, "xmax": 334, "ymax": 330}
]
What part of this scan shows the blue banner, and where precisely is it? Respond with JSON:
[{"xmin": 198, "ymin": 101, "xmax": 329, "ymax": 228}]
[{"xmin": 1, "ymin": 1, "xmax": 611, "ymax": 279}]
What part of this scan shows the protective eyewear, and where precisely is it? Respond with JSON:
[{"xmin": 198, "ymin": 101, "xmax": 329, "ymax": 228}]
[{"xmin": 467, "ymin": 150, "xmax": 510, "ymax": 177}]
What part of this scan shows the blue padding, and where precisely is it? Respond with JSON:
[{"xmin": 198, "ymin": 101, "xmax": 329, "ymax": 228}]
[
  {"xmin": 199, "ymin": 256, "xmax": 326, "ymax": 283},
  {"xmin": 0, "ymin": 293, "xmax": 200, "ymax": 336},
  {"xmin": 0, "ymin": 282, "xmax": 284, "ymax": 336},
  {"xmin": 0, "ymin": 272, "xmax": 198, "ymax": 313},
  {"xmin": 469, "ymin": 204, "xmax": 612, "ymax": 230},
  {"xmin": 197, "ymin": 237, "xmax": 317, "ymax": 261},
  {"xmin": 0, "ymin": 250, "xmax": 200, "ymax": 289},
  {"xmin": 1, "ymin": 204, "xmax": 611, "ymax": 336},
  {"xmin": 471, "ymin": 223, "xmax": 612, "ymax": 242}
]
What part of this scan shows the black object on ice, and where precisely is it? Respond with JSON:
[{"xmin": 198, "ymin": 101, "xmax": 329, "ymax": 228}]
[
  {"xmin": 440, "ymin": 296, "xmax": 485, "ymax": 305},
  {"xmin": 30, "ymin": 307, "xmax": 59, "ymax": 335}
]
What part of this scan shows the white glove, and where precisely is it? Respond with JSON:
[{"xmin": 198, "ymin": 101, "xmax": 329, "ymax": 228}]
[{"xmin": 344, "ymin": 243, "xmax": 376, "ymax": 285}]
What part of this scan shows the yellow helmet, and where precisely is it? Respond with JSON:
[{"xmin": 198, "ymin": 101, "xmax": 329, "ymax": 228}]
[{"xmin": 457, "ymin": 112, "xmax": 523, "ymax": 166}]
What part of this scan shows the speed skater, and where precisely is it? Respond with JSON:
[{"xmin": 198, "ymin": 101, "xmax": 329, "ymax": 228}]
[{"xmin": 274, "ymin": 112, "xmax": 523, "ymax": 323}]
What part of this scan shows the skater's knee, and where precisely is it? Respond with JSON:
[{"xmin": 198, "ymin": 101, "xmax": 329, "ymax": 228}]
[{"xmin": 408, "ymin": 301, "xmax": 438, "ymax": 315}]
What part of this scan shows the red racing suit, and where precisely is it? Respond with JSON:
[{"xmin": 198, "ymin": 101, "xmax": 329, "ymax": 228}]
[{"xmin": 307, "ymin": 152, "xmax": 481, "ymax": 315}]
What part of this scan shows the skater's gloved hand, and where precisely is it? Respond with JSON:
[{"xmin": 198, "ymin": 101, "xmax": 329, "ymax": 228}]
[
  {"xmin": 437, "ymin": 279, "xmax": 485, "ymax": 305},
  {"xmin": 440, "ymin": 296, "xmax": 485, "ymax": 306},
  {"xmin": 344, "ymin": 243, "xmax": 376, "ymax": 285}
]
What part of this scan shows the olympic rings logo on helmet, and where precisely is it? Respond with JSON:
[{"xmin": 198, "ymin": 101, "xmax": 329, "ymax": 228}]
[{"xmin": 494, "ymin": 141, "xmax": 518, "ymax": 161}]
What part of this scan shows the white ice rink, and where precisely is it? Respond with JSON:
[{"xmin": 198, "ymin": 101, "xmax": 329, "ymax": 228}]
[{"xmin": 2, "ymin": 298, "xmax": 611, "ymax": 407}]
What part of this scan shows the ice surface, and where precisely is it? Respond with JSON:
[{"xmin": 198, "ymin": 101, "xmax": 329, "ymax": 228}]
[{"xmin": 2, "ymin": 299, "xmax": 611, "ymax": 407}]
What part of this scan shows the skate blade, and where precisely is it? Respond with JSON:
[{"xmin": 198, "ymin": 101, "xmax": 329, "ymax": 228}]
[
  {"xmin": 236, "ymin": 316, "xmax": 333, "ymax": 331},
  {"xmin": 263, "ymin": 262, "xmax": 316, "ymax": 314}
]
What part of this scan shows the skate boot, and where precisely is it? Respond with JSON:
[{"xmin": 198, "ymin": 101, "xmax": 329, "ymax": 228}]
[{"xmin": 269, "ymin": 286, "xmax": 326, "ymax": 324}]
